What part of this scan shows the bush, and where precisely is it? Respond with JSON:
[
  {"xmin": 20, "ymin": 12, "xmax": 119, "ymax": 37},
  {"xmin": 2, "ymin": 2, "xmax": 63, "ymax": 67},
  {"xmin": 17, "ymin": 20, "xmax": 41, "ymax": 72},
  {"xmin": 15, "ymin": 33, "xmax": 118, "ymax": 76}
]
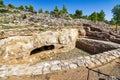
[{"xmin": 0, "ymin": 9, "xmax": 9, "ymax": 13}]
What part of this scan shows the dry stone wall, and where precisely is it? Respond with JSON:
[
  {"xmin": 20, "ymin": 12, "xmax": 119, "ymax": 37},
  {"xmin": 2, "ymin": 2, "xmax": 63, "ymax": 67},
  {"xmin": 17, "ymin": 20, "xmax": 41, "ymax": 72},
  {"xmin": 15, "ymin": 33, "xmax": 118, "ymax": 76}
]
[
  {"xmin": 0, "ymin": 48, "xmax": 119, "ymax": 77},
  {"xmin": 76, "ymin": 38, "xmax": 120, "ymax": 54}
]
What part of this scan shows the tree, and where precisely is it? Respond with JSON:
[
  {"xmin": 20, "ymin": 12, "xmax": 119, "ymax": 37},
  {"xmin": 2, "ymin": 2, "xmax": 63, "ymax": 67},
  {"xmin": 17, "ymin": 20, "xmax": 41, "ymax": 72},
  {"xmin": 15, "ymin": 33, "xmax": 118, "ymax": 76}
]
[
  {"xmin": 8, "ymin": 4, "xmax": 15, "ymax": 8},
  {"xmin": 58, "ymin": 10, "xmax": 63, "ymax": 15},
  {"xmin": 62, "ymin": 4, "xmax": 68, "ymax": 13},
  {"xmin": 69, "ymin": 14, "xmax": 76, "ymax": 19},
  {"xmin": 18, "ymin": 5, "xmax": 24, "ymax": 10},
  {"xmin": 54, "ymin": 6, "xmax": 59, "ymax": 13},
  {"xmin": 28, "ymin": 5, "xmax": 34, "ymax": 12},
  {"xmin": 45, "ymin": 10, "xmax": 49, "ymax": 14},
  {"xmin": 89, "ymin": 12, "xmax": 98, "ymax": 22},
  {"xmin": 25, "ymin": 5, "xmax": 29, "ymax": 11},
  {"xmin": 82, "ymin": 15, "xmax": 89, "ymax": 19},
  {"xmin": 75, "ymin": 10, "xmax": 83, "ymax": 18},
  {"xmin": 98, "ymin": 10, "xmax": 105, "ymax": 21},
  {"xmin": 38, "ymin": 8, "xmax": 43, "ymax": 13},
  {"xmin": 112, "ymin": 4, "xmax": 120, "ymax": 32},
  {"xmin": 110, "ymin": 18, "xmax": 116, "ymax": 25},
  {"xmin": 0, "ymin": 0, "xmax": 3, "ymax": 5}
]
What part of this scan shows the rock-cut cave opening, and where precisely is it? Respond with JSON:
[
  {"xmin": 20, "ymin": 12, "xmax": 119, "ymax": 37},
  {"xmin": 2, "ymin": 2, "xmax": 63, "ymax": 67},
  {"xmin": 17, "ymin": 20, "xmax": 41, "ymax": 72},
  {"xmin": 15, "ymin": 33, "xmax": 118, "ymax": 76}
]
[{"xmin": 30, "ymin": 45, "xmax": 55, "ymax": 55}]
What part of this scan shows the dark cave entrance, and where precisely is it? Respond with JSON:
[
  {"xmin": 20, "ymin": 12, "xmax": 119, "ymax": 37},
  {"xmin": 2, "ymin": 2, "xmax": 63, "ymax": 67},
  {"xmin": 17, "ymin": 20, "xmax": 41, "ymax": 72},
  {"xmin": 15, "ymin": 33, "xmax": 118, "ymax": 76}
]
[{"xmin": 30, "ymin": 45, "xmax": 55, "ymax": 55}]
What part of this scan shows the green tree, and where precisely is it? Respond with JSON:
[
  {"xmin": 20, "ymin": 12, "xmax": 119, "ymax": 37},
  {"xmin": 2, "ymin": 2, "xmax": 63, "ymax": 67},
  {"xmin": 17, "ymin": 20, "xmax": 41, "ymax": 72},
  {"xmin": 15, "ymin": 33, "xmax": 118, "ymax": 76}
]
[
  {"xmin": 98, "ymin": 10, "xmax": 105, "ymax": 21},
  {"xmin": 110, "ymin": 18, "xmax": 116, "ymax": 25},
  {"xmin": 112, "ymin": 4, "xmax": 120, "ymax": 32},
  {"xmin": 0, "ymin": 0, "xmax": 3, "ymax": 5},
  {"xmin": 54, "ymin": 6, "xmax": 59, "ymax": 13},
  {"xmin": 58, "ymin": 10, "xmax": 63, "ymax": 15},
  {"xmin": 62, "ymin": 4, "xmax": 68, "ymax": 13},
  {"xmin": 25, "ymin": 5, "xmax": 29, "ymax": 11},
  {"xmin": 52, "ymin": 6, "xmax": 60, "ymax": 17},
  {"xmin": 75, "ymin": 10, "xmax": 83, "ymax": 18},
  {"xmin": 89, "ymin": 12, "xmax": 98, "ymax": 22},
  {"xmin": 38, "ymin": 8, "xmax": 43, "ymax": 13},
  {"xmin": 28, "ymin": 5, "xmax": 34, "ymax": 12},
  {"xmin": 45, "ymin": 10, "xmax": 49, "ymax": 14},
  {"xmin": 8, "ymin": 4, "xmax": 15, "ymax": 8},
  {"xmin": 18, "ymin": 5, "xmax": 24, "ymax": 10},
  {"xmin": 69, "ymin": 14, "xmax": 76, "ymax": 19},
  {"xmin": 82, "ymin": 15, "xmax": 89, "ymax": 19}
]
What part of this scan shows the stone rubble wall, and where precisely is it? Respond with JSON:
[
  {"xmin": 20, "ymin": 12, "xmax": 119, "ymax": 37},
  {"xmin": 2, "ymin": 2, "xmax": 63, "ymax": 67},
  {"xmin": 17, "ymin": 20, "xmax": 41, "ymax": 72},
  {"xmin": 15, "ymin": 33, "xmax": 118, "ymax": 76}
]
[
  {"xmin": 76, "ymin": 38, "xmax": 120, "ymax": 54},
  {"xmin": 0, "ymin": 48, "xmax": 119, "ymax": 77},
  {"xmin": 0, "ymin": 26, "xmax": 86, "ymax": 39},
  {"xmin": 85, "ymin": 29, "xmax": 120, "ymax": 43},
  {"xmin": 0, "ymin": 27, "xmax": 40, "ymax": 39}
]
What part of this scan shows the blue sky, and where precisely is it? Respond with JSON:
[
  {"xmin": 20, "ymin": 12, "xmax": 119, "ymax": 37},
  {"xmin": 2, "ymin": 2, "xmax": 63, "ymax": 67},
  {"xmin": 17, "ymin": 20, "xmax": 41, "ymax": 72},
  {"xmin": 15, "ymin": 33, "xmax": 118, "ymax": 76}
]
[{"xmin": 4, "ymin": 0, "xmax": 120, "ymax": 20}]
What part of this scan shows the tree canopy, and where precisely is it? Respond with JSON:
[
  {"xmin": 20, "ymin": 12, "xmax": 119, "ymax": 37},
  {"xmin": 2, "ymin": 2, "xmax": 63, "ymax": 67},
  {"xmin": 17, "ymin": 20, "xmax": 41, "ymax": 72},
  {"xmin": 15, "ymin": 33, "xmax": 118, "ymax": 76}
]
[
  {"xmin": 18, "ymin": 5, "xmax": 24, "ymax": 10},
  {"xmin": 0, "ymin": 0, "xmax": 3, "ymax": 5},
  {"xmin": 28, "ymin": 5, "xmax": 34, "ymax": 12},
  {"xmin": 62, "ymin": 4, "xmax": 68, "ymax": 13},
  {"xmin": 112, "ymin": 4, "xmax": 120, "ymax": 32},
  {"xmin": 54, "ymin": 6, "xmax": 59, "ymax": 13},
  {"xmin": 89, "ymin": 12, "xmax": 98, "ymax": 22},
  {"xmin": 45, "ymin": 10, "xmax": 49, "ymax": 14},
  {"xmin": 98, "ymin": 10, "xmax": 105, "ymax": 21},
  {"xmin": 38, "ymin": 8, "xmax": 43, "ymax": 13},
  {"xmin": 8, "ymin": 4, "xmax": 15, "ymax": 8},
  {"xmin": 75, "ymin": 10, "xmax": 83, "ymax": 18}
]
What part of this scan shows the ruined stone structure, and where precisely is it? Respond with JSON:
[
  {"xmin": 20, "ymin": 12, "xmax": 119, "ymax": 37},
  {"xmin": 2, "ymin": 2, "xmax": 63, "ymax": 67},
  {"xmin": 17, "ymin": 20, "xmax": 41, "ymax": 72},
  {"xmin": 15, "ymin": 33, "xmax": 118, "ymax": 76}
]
[
  {"xmin": 0, "ymin": 46, "xmax": 119, "ymax": 77},
  {"xmin": 0, "ymin": 27, "xmax": 120, "ymax": 78},
  {"xmin": 0, "ymin": 28, "xmax": 78, "ymax": 64},
  {"xmin": 0, "ymin": 8, "xmax": 120, "ymax": 79}
]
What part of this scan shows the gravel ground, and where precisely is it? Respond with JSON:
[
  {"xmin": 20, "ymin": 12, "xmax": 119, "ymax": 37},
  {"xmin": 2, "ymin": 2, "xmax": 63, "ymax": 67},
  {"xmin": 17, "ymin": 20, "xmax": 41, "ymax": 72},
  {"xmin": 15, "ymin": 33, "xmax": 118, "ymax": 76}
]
[
  {"xmin": 51, "ymin": 48, "xmax": 90, "ymax": 60},
  {"xmin": 39, "ymin": 48, "xmax": 90, "ymax": 62}
]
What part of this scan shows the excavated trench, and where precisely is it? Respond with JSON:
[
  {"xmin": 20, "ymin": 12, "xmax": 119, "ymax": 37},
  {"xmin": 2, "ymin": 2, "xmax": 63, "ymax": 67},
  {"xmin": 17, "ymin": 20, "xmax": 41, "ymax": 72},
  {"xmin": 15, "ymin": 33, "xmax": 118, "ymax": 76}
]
[
  {"xmin": 0, "ymin": 28, "xmax": 119, "ymax": 63},
  {"xmin": 48, "ymin": 38, "xmax": 120, "ymax": 61},
  {"xmin": 0, "ymin": 28, "xmax": 120, "ymax": 78}
]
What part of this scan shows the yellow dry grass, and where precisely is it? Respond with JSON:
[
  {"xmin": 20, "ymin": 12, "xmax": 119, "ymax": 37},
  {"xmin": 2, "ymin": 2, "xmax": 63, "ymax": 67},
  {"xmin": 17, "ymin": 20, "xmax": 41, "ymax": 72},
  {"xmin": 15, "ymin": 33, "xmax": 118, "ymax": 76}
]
[{"xmin": 110, "ymin": 25, "xmax": 120, "ymax": 31}]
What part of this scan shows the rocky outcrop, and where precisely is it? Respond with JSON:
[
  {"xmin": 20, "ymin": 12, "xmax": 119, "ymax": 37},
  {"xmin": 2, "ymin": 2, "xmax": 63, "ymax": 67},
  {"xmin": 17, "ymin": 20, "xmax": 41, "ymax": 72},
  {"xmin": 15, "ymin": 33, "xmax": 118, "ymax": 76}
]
[
  {"xmin": 76, "ymin": 38, "xmax": 120, "ymax": 54},
  {"xmin": 85, "ymin": 27, "xmax": 120, "ymax": 44},
  {"xmin": 0, "ymin": 28, "xmax": 78, "ymax": 64},
  {"xmin": 0, "ymin": 26, "xmax": 86, "ymax": 39}
]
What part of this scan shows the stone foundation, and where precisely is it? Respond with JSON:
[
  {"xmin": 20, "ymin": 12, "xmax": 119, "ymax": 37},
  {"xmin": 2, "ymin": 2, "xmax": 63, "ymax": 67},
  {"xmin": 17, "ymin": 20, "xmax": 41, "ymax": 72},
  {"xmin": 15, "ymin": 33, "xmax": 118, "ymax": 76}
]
[
  {"xmin": 76, "ymin": 38, "xmax": 120, "ymax": 54},
  {"xmin": 0, "ymin": 48, "xmax": 119, "ymax": 77}
]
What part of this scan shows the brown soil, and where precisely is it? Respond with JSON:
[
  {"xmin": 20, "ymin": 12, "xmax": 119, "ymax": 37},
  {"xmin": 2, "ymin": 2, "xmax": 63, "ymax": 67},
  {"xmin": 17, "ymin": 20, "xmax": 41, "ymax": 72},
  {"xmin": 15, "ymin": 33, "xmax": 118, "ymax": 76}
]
[
  {"xmin": 51, "ymin": 48, "xmax": 90, "ymax": 60},
  {"xmin": 1, "ymin": 59, "xmax": 120, "ymax": 80}
]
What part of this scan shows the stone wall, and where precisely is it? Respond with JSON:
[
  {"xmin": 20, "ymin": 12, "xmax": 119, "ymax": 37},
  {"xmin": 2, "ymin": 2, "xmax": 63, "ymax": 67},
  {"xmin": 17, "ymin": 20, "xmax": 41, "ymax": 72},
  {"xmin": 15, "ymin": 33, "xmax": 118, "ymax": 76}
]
[
  {"xmin": 0, "ymin": 48, "xmax": 119, "ymax": 77},
  {"xmin": 76, "ymin": 38, "xmax": 120, "ymax": 54},
  {"xmin": 0, "ymin": 28, "xmax": 78, "ymax": 64}
]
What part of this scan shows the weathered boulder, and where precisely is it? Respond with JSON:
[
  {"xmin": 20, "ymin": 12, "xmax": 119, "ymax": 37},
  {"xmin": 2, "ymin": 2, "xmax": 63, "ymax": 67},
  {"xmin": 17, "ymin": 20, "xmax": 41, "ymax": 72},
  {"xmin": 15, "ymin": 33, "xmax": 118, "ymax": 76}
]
[
  {"xmin": 0, "ymin": 28, "xmax": 78, "ymax": 64},
  {"xmin": 78, "ymin": 27, "xmax": 86, "ymax": 38}
]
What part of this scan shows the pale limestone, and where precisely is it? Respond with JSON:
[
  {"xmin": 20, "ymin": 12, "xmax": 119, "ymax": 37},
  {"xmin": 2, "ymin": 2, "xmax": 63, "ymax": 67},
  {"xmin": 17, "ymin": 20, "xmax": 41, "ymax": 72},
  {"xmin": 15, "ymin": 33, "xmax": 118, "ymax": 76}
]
[{"xmin": 0, "ymin": 29, "xmax": 78, "ymax": 64}]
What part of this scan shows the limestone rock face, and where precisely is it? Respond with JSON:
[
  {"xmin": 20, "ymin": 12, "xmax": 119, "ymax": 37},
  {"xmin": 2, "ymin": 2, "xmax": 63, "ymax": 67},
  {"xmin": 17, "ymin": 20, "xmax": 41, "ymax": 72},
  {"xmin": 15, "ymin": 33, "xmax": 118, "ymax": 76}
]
[
  {"xmin": 0, "ymin": 29, "xmax": 78, "ymax": 64},
  {"xmin": 78, "ymin": 27, "xmax": 86, "ymax": 38}
]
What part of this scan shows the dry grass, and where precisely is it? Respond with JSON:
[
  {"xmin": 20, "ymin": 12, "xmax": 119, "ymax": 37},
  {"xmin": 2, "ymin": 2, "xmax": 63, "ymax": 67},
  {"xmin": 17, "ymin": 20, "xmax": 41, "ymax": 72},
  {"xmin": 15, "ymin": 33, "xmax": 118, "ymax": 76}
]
[{"xmin": 110, "ymin": 25, "xmax": 120, "ymax": 31}]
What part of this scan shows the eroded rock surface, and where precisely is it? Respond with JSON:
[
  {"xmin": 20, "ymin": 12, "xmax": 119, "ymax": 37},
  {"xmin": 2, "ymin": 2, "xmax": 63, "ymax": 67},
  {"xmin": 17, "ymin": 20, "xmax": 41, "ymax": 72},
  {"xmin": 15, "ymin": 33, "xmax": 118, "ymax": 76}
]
[{"xmin": 0, "ymin": 28, "xmax": 78, "ymax": 64}]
